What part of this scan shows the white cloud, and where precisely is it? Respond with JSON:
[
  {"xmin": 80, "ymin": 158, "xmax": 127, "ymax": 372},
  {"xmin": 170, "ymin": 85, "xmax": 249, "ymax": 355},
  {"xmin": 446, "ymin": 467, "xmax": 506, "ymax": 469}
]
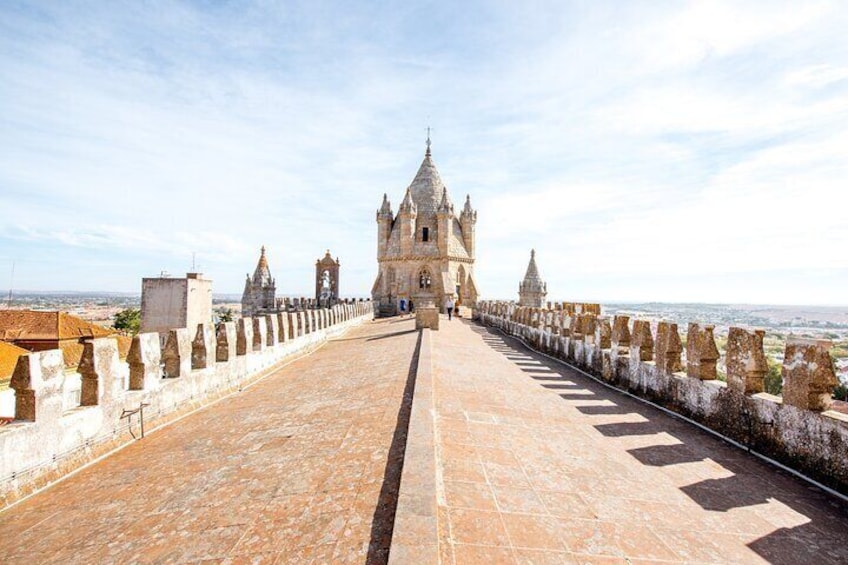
[{"xmin": 1, "ymin": 1, "xmax": 847, "ymax": 304}]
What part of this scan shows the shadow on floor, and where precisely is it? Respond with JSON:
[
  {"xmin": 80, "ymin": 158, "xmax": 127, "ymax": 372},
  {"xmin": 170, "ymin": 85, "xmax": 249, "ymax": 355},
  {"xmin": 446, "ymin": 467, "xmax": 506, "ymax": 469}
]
[
  {"xmin": 366, "ymin": 329, "xmax": 422, "ymax": 564},
  {"xmin": 468, "ymin": 320, "xmax": 848, "ymax": 564},
  {"xmin": 366, "ymin": 329, "xmax": 419, "ymax": 341}
]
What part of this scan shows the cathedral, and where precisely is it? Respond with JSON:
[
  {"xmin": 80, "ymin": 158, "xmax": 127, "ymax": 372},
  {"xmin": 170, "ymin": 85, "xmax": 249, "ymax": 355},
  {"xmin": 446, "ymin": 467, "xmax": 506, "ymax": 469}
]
[{"xmin": 371, "ymin": 138, "xmax": 479, "ymax": 317}]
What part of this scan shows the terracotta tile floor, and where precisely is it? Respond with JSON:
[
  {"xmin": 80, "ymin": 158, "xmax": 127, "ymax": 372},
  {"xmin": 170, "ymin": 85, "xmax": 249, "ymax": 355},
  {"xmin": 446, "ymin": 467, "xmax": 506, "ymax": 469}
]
[
  {"xmin": 0, "ymin": 317, "xmax": 420, "ymax": 565},
  {"xmin": 431, "ymin": 319, "xmax": 848, "ymax": 564}
]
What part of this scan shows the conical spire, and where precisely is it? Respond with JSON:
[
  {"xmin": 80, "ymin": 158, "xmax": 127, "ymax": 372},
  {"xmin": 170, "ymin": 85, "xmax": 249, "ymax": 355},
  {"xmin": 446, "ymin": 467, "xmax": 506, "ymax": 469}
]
[
  {"xmin": 377, "ymin": 193, "xmax": 393, "ymax": 218},
  {"xmin": 523, "ymin": 249, "xmax": 543, "ymax": 284},
  {"xmin": 463, "ymin": 194, "xmax": 473, "ymax": 214},
  {"xmin": 406, "ymin": 148, "xmax": 445, "ymax": 216},
  {"xmin": 252, "ymin": 246, "xmax": 273, "ymax": 285},
  {"xmin": 437, "ymin": 186, "xmax": 454, "ymax": 214},
  {"xmin": 519, "ymin": 248, "xmax": 546, "ymax": 307}
]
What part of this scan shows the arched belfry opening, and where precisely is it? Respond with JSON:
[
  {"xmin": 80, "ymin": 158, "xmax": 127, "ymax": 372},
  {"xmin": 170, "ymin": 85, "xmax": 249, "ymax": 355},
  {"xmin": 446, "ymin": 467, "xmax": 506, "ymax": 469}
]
[
  {"xmin": 418, "ymin": 267, "xmax": 432, "ymax": 290},
  {"xmin": 315, "ymin": 250, "xmax": 340, "ymax": 307}
]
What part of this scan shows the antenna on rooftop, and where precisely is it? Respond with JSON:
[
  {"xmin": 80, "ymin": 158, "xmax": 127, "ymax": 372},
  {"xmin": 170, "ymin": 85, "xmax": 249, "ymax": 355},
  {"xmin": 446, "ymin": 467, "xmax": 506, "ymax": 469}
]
[{"xmin": 192, "ymin": 252, "xmax": 196, "ymax": 272}]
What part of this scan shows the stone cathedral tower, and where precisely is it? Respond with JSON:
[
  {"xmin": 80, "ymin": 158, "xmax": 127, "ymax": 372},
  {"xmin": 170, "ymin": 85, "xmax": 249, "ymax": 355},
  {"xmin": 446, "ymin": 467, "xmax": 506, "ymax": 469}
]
[
  {"xmin": 372, "ymin": 138, "xmax": 479, "ymax": 317},
  {"xmin": 241, "ymin": 246, "xmax": 277, "ymax": 316},
  {"xmin": 518, "ymin": 249, "xmax": 547, "ymax": 307}
]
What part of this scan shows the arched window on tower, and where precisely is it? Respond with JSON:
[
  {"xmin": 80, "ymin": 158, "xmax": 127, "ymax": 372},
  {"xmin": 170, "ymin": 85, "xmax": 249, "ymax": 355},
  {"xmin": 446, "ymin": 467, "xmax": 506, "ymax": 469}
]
[
  {"xmin": 422, "ymin": 227, "xmax": 430, "ymax": 242},
  {"xmin": 418, "ymin": 268, "xmax": 432, "ymax": 290}
]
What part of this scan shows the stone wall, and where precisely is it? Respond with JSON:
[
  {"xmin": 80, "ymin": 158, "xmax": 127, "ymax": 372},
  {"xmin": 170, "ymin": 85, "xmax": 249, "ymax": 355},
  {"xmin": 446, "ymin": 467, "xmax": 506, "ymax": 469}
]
[
  {"xmin": 476, "ymin": 300, "xmax": 848, "ymax": 494},
  {"xmin": 0, "ymin": 301, "xmax": 374, "ymax": 508}
]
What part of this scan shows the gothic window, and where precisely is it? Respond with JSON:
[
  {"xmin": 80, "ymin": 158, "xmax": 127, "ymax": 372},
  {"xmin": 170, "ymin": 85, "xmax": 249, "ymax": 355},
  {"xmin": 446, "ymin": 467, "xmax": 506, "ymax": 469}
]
[
  {"xmin": 422, "ymin": 227, "xmax": 429, "ymax": 242},
  {"xmin": 418, "ymin": 268, "xmax": 432, "ymax": 289}
]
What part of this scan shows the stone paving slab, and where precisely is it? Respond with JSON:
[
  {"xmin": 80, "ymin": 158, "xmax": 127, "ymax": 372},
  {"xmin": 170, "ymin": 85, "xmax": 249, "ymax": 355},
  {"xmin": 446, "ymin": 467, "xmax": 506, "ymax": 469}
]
[
  {"xmin": 430, "ymin": 319, "xmax": 848, "ymax": 564},
  {"xmin": 0, "ymin": 317, "xmax": 420, "ymax": 565}
]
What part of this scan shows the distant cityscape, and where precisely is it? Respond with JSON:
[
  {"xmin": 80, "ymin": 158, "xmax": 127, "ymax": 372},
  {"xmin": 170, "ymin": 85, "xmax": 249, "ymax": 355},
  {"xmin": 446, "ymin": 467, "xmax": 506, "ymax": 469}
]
[{"xmin": 3, "ymin": 291, "xmax": 846, "ymax": 386}]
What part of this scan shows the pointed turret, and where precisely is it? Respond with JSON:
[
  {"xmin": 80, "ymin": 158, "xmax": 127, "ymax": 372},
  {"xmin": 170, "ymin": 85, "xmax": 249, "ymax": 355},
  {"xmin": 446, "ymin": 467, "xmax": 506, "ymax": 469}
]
[
  {"xmin": 376, "ymin": 194, "xmax": 394, "ymax": 259},
  {"xmin": 398, "ymin": 187, "xmax": 417, "ymax": 257},
  {"xmin": 377, "ymin": 193, "xmax": 393, "ymax": 220},
  {"xmin": 519, "ymin": 249, "xmax": 547, "ymax": 307},
  {"xmin": 437, "ymin": 186, "xmax": 454, "ymax": 215},
  {"xmin": 399, "ymin": 187, "xmax": 417, "ymax": 215},
  {"xmin": 462, "ymin": 194, "xmax": 476, "ymax": 217},
  {"xmin": 242, "ymin": 246, "xmax": 277, "ymax": 316},
  {"xmin": 252, "ymin": 246, "xmax": 273, "ymax": 286},
  {"xmin": 460, "ymin": 194, "xmax": 477, "ymax": 257}
]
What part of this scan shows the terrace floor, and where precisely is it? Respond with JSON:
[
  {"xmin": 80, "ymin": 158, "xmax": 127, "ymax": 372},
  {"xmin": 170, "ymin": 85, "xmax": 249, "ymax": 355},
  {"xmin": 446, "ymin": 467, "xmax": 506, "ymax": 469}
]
[{"xmin": 1, "ymin": 315, "xmax": 847, "ymax": 564}]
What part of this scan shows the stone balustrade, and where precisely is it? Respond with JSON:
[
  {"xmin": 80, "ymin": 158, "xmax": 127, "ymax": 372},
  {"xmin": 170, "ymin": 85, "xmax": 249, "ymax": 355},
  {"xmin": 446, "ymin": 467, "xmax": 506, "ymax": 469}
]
[
  {"xmin": 475, "ymin": 300, "xmax": 848, "ymax": 492},
  {"xmin": 0, "ymin": 300, "xmax": 374, "ymax": 507}
]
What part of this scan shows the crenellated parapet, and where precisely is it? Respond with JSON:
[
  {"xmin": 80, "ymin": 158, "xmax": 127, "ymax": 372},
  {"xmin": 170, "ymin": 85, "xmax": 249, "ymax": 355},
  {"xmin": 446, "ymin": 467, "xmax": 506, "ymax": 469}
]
[
  {"xmin": 0, "ymin": 299, "xmax": 375, "ymax": 508},
  {"xmin": 475, "ymin": 299, "xmax": 848, "ymax": 492}
]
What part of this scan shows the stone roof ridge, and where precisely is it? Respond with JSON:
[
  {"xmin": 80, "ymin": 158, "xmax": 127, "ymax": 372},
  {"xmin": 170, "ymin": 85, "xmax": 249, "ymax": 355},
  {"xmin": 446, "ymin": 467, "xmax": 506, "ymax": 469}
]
[{"xmin": 406, "ymin": 153, "xmax": 445, "ymax": 216}]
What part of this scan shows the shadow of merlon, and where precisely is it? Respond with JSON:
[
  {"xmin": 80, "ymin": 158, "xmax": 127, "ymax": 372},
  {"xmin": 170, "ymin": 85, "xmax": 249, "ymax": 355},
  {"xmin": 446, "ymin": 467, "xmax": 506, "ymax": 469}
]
[{"xmin": 627, "ymin": 443, "xmax": 705, "ymax": 467}]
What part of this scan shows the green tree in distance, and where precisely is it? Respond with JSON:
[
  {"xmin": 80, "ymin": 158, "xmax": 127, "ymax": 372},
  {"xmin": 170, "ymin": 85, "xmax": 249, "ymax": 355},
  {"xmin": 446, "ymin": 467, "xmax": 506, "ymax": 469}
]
[
  {"xmin": 216, "ymin": 307, "xmax": 235, "ymax": 323},
  {"xmin": 114, "ymin": 308, "xmax": 141, "ymax": 335}
]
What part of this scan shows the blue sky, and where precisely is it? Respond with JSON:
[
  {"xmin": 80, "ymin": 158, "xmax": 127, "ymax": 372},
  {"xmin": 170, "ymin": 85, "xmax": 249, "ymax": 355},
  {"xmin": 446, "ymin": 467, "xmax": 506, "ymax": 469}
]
[{"xmin": 1, "ymin": 1, "xmax": 846, "ymax": 304}]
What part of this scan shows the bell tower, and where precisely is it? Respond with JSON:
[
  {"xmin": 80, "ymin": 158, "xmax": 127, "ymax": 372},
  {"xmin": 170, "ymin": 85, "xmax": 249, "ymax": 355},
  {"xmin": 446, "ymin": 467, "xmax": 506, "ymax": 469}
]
[{"xmin": 315, "ymin": 250, "xmax": 340, "ymax": 306}]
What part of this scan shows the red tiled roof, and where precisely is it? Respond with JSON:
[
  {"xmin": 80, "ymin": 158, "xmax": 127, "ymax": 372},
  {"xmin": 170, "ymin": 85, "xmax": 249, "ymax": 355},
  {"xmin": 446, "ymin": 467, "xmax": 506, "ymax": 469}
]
[
  {"xmin": 0, "ymin": 310, "xmax": 113, "ymax": 341},
  {"xmin": 0, "ymin": 341, "xmax": 28, "ymax": 389}
]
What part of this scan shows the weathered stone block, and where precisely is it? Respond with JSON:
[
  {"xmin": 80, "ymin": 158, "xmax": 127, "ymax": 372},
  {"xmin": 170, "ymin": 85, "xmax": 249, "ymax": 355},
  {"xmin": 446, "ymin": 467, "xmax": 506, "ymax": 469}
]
[
  {"xmin": 782, "ymin": 337, "xmax": 838, "ymax": 411},
  {"xmin": 655, "ymin": 321, "xmax": 683, "ymax": 375},
  {"xmin": 582, "ymin": 314, "xmax": 598, "ymax": 345},
  {"xmin": 726, "ymin": 327, "xmax": 767, "ymax": 395},
  {"xmin": 416, "ymin": 307, "xmax": 439, "ymax": 330},
  {"xmin": 237, "ymin": 318, "xmax": 253, "ymax": 356},
  {"xmin": 191, "ymin": 323, "xmax": 216, "ymax": 370},
  {"xmin": 163, "ymin": 328, "xmax": 192, "ymax": 378},
  {"xmin": 630, "ymin": 320, "xmax": 653, "ymax": 361},
  {"xmin": 79, "ymin": 338, "xmax": 122, "ymax": 407},
  {"xmin": 265, "ymin": 315, "xmax": 278, "ymax": 346},
  {"xmin": 10, "ymin": 350, "xmax": 64, "ymax": 422},
  {"xmin": 595, "ymin": 316, "xmax": 612, "ymax": 349},
  {"xmin": 216, "ymin": 322, "xmax": 237, "ymax": 362},
  {"xmin": 277, "ymin": 313, "xmax": 288, "ymax": 342},
  {"xmin": 252, "ymin": 317, "xmax": 267, "ymax": 351},
  {"xmin": 128, "ymin": 332, "xmax": 162, "ymax": 390},
  {"xmin": 686, "ymin": 323, "xmax": 719, "ymax": 380},
  {"xmin": 611, "ymin": 315, "xmax": 631, "ymax": 349}
]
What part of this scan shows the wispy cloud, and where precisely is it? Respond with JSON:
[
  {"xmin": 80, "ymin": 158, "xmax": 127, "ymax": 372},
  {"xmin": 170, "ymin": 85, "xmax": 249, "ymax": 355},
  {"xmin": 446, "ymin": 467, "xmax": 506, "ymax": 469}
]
[{"xmin": 1, "ymin": 1, "xmax": 846, "ymax": 303}]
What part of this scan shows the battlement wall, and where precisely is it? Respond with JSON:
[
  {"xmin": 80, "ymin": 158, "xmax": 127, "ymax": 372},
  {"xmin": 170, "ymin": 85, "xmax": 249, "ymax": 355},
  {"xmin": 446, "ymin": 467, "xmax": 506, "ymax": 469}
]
[
  {"xmin": 476, "ymin": 300, "xmax": 848, "ymax": 494},
  {"xmin": 0, "ymin": 300, "xmax": 374, "ymax": 508}
]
